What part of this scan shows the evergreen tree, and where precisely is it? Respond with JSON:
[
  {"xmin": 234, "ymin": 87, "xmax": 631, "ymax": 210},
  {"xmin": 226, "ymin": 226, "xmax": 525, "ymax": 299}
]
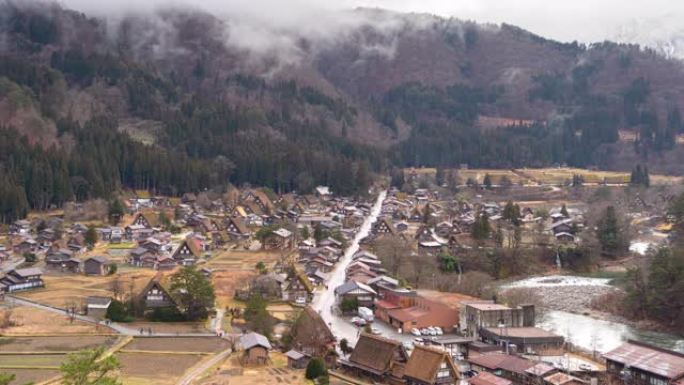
[
  {"xmin": 60, "ymin": 347, "xmax": 121, "ymax": 385},
  {"xmin": 596, "ymin": 206, "xmax": 628, "ymax": 257},
  {"xmin": 84, "ymin": 226, "xmax": 98, "ymax": 249},
  {"xmin": 435, "ymin": 167, "xmax": 446, "ymax": 186},
  {"xmin": 107, "ymin": 199, "xmax": 124, "ymax": 225},
  {"xmin": 472, "ymin": 212, "xmax": 491, "ymax": 240},
  {"xmin": 483, "ymin": 174, "xmax": 493, "ymax": 189},
  {"xmin": 169, "ymin": 266, "xmax": 215, "ymax": 321},
  {"xmin": 305, "ymin": 357, "xmax": 327, "ymax": 380}
]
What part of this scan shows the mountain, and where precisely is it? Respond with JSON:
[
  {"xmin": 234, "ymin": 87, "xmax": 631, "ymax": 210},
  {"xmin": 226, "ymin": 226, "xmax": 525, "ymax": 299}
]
[{"xmin": 2, "ymin": 0, "xmax": 684, "ymax": 220}]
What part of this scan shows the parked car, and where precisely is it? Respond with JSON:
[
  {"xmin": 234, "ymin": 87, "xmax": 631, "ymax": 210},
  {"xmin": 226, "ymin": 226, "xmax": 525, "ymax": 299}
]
[
  {"xmin": 410, "ymin": 328, "xmax": 421, "ymax": 336},
  {"xmin": 370, "ymin": 326, "xmax": 382, "ymax": 335},
  {"xmin": 435, "ymin": 327, "xmax": 444, "ymax": 335},
  {"xmin": 358, "ymin": 307, "xmax": 374, "ymax": 322},
  {"xmin": 402, "ymin": 341, "xmax": 414, "ymax": 350},
  {"xmin": 351, "ymin": 316, "xmax": 366, "ymax": 326},
  {"xmin": 420, "ymin": 328, "xmax": 430, "ymax": 336}
]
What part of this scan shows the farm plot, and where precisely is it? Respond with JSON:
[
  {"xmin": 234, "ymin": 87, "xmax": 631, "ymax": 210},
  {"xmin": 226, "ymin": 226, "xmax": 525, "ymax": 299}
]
[
  {"xmin": 0, "ymin": 354, "xmax": 66, "ymax": 368},
  {"xmin": 0, "ymin": 305, "xmax": 104, "ymax": 335},
  {"xmin": 208, "ymin": 250, "xmax": 284, "ymax": 307},
  {"xmin": 123, "ymin": 337, "xmax": 228, "ymax": 353},
  {"xmin": 197, "ymin": 352, "xmax": 308, "ymax": 385},
  {"xmin": 1, "ymin": 369, "xmax": 60, "ymax": 384},
  {"xmin": 15, "ymin": 270, "xmax": 158, "ymax": 308},
  {"xmin": 0, "ymin": 335, "xmax": 118, "ymax": 352},
  {"xmin": 117, "ymin": 352, "xmax": 204, "ymax": 385}
]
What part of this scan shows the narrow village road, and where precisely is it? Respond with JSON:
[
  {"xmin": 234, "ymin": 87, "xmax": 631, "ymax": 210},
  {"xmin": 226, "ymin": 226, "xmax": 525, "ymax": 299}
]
[{"xmin": 312, "ymin": 190, "xmax": 387, "ymax": 345}]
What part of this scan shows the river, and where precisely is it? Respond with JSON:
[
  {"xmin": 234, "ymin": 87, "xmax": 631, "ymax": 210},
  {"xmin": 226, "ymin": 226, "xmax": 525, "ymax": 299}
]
[
  {"xmin": 312, "ymin": 190, "xmax": 387, "ymax": 344},
  {"xmin": 504, "ymin": 275, "xmax": 684, "ymax": 353}
]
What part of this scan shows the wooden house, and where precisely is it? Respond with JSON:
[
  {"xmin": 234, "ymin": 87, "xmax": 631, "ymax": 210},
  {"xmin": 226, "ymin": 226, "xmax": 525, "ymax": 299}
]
[
  {"xmin": 290, "ymin": 306, "xmax": 336, "ymax": 360},
  {"xmin": 171, "ymin": 239, "xmax": 201, "ymax": 265},
  {"xmin": 263, "ymin": 228, "xmax": 294, "ymax": 250},
  {"xmin": 340, "ymin": 333, "xmax": 408, "ymax": 383},
  {"xmin": 282, "ymin": 269, "xmax": 314, "ymax": 304},
  {"xmin": 225, "ymin": 217, "xmax": 250, "ymax": 240},
  {"xmin": 83, "ymin": 256, "xmax": 111, "ymax": 276},
  {"xmin": 373, "ymin": 218, "xmax": 397, "ymax": 237},
  {"xmin": 0, "ymin": 268, "xmax": 44, "ymax": 293},
  {"xmin": 136, "ymin": 275, "xmax": 177, "ymax": 313},
  {"xmin": 403, "ymin": 345, "xmax": 460, "ymax": 385},
  {"xmin": 240, "ymin": 332, "xmax": 272, "ymax": 365}
]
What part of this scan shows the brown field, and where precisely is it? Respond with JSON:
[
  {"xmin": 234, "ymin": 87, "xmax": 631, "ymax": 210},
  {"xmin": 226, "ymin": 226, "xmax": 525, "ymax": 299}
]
[
  {"xmin": 267, "ymin": 303, "xmax": 298, "ymax": 322},
  {"xmin": 0, "ymin": 305, "xmax": 105, "ymax": 335},
  {"xmin": 117, "ymin": 352, "xmax": 204, "ymax": 384},
  {"xmin": 197, "ymin": 352, "xmax": 308, "ymax": 385},
  {"xmin": 208, "ymin": 250, "xmax": 285, "ymax": 307},
  {"xmin": 0, "ymin": 335, "xmax": 118, "ymax": 352},
  {"xmin": 16, "ymin": 270, "xmax": 159, "ymax": 308},
  {"xmin": 403, "ymin": 167, "xmax": 681, "ymax": 186},
  {"xmin": 459, "ymin": 169, "xmax": 527, "ymax": 184},
  {"xmin": 0, "ymin": 354, "xmax": 66, "ymax": 367},
  {"xmin": 124, "ymin": 321, "xmax": 208, "ymax": 334},
  {"xmin": 1, "ymin": 369, "xmax": 60, "ymax": 384},
  {"xmin": 123, "ymin": 337, "xmax": 228, "ymax": 353}
]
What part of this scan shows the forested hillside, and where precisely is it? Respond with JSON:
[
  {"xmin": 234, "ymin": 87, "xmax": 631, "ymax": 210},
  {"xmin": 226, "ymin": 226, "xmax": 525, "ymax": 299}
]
[{"xmin": 3, "ymin": 1, "xmax": 684, "ymax": 221}]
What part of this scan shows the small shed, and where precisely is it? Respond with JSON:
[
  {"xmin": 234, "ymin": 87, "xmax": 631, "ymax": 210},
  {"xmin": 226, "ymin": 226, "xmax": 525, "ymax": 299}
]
[
  {"xmin": 86, "ymin": 296, "xmax": 112, "ymax": 320},
  {"xmin": 285, "ymin": 349, "xmax": 309, "ymax": 369},
  {"xmin": 240, "ymin": 332, "xmax": 272, "ymax": 365}
]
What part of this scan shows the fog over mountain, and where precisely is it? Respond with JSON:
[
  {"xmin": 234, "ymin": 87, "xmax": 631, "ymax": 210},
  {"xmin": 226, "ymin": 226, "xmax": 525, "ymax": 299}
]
[{"xmin": 57, "ymin": 0, "xmax": 684, "ymax": 58}]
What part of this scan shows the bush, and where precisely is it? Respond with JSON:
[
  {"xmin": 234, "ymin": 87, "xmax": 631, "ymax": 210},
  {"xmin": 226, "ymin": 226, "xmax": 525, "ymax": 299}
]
[
  {"xmin": 105, "ymin": 299, "xmax": 132, "ymax": 322},
  {"xmin": 305, "ymin": 357, "xmax": 327, "ymax": 380},
  {"xmin": 146, "ymin": 307, "xmax": 186, "ymax": 322},
  {"xmin": 107, "ymin": 263, "xmax": 117, "ymax": 275},
  {"xmin": 339, "ymin": 297, "xmax": 358, "ymax": 313},
  {"xmin": 23, "ymin": 252, "xmax": 37, "ymax": 263}
]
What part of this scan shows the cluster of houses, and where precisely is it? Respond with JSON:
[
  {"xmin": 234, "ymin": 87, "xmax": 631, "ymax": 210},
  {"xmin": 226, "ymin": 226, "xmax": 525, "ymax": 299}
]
[{"xmin": 370, "ymin": 188, "xmax": 585, "ymax": 254}]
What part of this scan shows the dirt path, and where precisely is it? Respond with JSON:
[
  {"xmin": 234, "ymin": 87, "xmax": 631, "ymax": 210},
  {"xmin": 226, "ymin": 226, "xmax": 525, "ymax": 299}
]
[{"xmin": 176, "ymin": 347, "xmax": 232, "ymax": 385}]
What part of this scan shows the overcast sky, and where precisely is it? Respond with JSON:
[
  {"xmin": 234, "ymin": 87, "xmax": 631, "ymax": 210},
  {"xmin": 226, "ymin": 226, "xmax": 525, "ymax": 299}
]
[{"xmin": 59, "ymin": 0, "xmax": 684, "ymax": 45}]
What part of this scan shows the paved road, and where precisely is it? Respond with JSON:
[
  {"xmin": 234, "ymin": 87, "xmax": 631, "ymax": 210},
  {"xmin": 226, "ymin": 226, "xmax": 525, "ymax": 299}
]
[{"xmin": 311, "ymin": 191, "xmax": 387, "ymax": 345}]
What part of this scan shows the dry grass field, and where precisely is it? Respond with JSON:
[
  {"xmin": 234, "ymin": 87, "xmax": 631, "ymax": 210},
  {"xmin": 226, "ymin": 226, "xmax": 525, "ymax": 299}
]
[
  {"xmin": 0, "ymin": 305, "xmax": 106, "ymax": 335},
  {"xmin": 123, "ymin": 337, "xmax": 228, "ymax": 353},
  {"xmin": 0, "ymin": 354, "xmax": 67, "ymax": 367},
  {"xmin": 404, "ymin": 167, "xmax": 682, "ymax": 186},
  {"xmin": 1, "ymin": 368, "xmax": 60, "ymax": 384},
  {"xmin": 208, "ymin": 250, "xmax": 285, "ymax": 307},
  {"xmin": 15, "ymin": 270, "xmax": 159, "ymax": 308},
  {"xmin": 117, "ymin": 352, "xmax": 204, "ymax": 385},
  {"xmin": 197, "ymin": 352, "xmax": 309, "ymax": 385},
  {"xmin": 0, "ymin": 335, "xmax": 117, "ymax": 352}
]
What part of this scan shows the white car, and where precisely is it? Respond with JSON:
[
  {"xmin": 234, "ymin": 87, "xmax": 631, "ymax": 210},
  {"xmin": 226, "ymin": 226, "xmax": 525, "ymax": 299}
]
[
  {"xmin": 402, "ymin": 341, "xmax": 414, "ymax": 350},
  {"xmin": 370, "ymin": 326, "xmax": 382, "ymax": 335},
  {"xmin": 410, "ymin": 328, "xmax": 421, "ymax": 336},
  {"xmin": 435, "ymin": 327, "xmax": 444, "ymax": 335},
  {"xmin": 420, "ymin": 328, "xmax": 430, "ymax": 336},
  {"xmin": 351, "ymin": 317, "xmax": 366, "ymax": 326},
  {"xmin": 295, "ymin": 297, "xmax": 307, "ymax": 305}
]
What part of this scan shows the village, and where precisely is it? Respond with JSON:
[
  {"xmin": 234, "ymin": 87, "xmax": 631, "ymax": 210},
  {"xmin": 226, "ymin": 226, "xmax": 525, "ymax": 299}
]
[{"xmin": 1, "ymin": 167, "xmax": 683, "ymax": 385}]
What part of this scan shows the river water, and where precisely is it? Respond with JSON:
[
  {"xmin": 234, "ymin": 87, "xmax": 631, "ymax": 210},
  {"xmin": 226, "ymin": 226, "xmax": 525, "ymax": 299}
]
[{"xmin": 505, "ymin": 276, "xmax": 684, "ymax": 353}]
